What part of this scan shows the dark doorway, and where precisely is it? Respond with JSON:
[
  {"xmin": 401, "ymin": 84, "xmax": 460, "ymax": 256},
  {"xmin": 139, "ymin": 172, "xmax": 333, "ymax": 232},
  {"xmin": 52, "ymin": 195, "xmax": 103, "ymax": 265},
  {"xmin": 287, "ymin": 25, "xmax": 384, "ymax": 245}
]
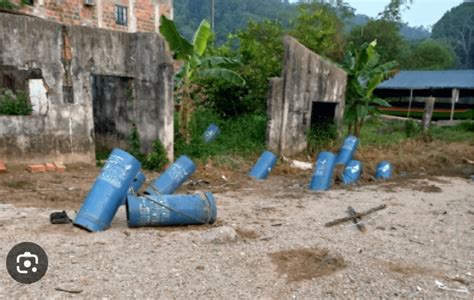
[
  {"xmin": 308, "ymin": 101, "xmax": 338, "ymax": 147},
  {"xmin": 311, "ymin": 101, "xmax": 337, "ymax": 126},
  {"xmin": 91, "ymin": 75, "xmax": 134, "ymax": 154}
]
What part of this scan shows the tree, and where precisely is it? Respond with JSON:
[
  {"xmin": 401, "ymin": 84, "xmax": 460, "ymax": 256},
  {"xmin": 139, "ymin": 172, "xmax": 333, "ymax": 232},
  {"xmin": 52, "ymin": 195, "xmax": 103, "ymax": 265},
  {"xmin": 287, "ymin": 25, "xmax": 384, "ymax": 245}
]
[
  {"xmin": 173, "ymin": 0, "xmax": 295, "ymax": 45},
  {"xmin": 342, "ymin": 41, "xmax": 397, "ymax": 137},
  {"xmin": 379, "ymin": 0, "xmax": 413, "ymax": 23},
  {"xmin": 290, "ymin": 2, "xmax": 345, "ymax": 61},
  {"xmin": 401, "ymin": 39, "xmax": 456, "ymax": 70},
  {"xmin": 159, "ymin": 16, "xmax": 245, "ymax": 140},
  {"xmin": 432, "ymin": 2, "xmax": 474, "ymax": 69},
  {"xmin": 203, "ymin": 20, "xmax": 286, "ymax": 117},
  {"xmin": 348, "ymin": 19, "xmax": 406, "ymax": 64}
]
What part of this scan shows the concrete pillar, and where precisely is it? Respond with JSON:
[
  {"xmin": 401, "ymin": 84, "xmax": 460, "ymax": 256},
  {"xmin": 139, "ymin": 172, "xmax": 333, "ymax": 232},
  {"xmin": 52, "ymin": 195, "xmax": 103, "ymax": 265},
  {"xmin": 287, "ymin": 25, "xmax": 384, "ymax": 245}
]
[
  {"xmin": 266, "ymin": 78, "xmax": 284, "ymax": 153},
  {"xmin": 128, "ymin": 0, "xmax": 137, "ymax": 33},
  {"xmin": 422, "ymin": 97, "xmax": 435, "ymax": 133},
  {"xmin": 154, "ymin": 1, "xmax": 160, "ymax": 33}
]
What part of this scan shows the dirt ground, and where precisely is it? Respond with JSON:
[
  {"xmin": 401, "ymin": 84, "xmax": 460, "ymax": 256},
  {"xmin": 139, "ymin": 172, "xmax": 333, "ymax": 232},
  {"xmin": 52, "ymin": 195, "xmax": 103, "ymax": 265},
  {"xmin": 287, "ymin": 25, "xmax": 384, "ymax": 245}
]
[{"xmin": 0, "ymin": 145, "xmax": 473, "ymax": 298}]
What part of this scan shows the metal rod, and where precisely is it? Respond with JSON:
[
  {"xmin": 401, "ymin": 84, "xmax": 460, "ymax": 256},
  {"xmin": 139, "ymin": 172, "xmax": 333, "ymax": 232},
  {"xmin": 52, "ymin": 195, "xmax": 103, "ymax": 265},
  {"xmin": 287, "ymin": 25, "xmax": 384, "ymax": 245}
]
[
  {"xmin": 407, "ymin": 88, "xmax": 413, "ymax": 118},
  {"xmin": 450, "ymin": 88, "xmax": 459, "ymax": 122}
]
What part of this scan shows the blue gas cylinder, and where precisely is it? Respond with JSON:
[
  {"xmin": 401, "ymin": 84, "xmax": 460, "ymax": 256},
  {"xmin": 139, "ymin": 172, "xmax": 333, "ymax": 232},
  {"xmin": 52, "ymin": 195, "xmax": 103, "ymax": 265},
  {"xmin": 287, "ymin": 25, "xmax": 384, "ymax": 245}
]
[
  {"xmin": 340, "ymin": 160, "xmax": 362, "ymax": 185},
  {"xmin": 121, "ymin": 171, "xmax": 146, "ymax": 205},
  {"xmin": 127, "ymin": 192, "xmax": 217, "ymax": 227},
  {"xmin": 203, "ymin": 123, "xmax": 220, "ymax": 143},
  {"xmin": 146, "ymin": 155, "xmax": 196, "ymax": 195},
  {"xmin": 248, "ymin": 151, "xmax": 277, "ymax": 180},
  {"xmin": 309, "ymin": 151, "xmax": 337, "ymax": 191},
  {"xmin": 375, "ymin": 161, "xmax": 393, "ymax": 179},
  {"xmin": 336, "ymin": 135, "xmax": 359, "ymax": 165},
  {"xmin": 74, "ymin": 148, "xmax": 141, "ymax": 232}
]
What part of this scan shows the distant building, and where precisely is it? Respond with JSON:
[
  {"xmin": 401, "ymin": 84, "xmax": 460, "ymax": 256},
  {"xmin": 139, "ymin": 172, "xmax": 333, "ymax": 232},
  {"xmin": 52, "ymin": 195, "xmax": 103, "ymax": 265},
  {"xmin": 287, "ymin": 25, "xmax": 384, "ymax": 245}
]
[
  {"xmin": 375, "ymin": 70, "xmax": 474, "ymax": 120},
  {"xmin": 10, "ymin": 0, "xmax": 173, "ymax": 33}
]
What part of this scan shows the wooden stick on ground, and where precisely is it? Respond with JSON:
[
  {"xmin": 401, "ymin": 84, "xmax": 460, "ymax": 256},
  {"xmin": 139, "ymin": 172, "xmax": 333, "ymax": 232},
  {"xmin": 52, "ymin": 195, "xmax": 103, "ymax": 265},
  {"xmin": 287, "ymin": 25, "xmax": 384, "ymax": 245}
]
[
  {"xmin": 347, "ymin": 206, "xmax": 366, "ymax": 232},
  {"xmin": 325, "ymin": 204, "xmax": 387, "ymax": 227}
]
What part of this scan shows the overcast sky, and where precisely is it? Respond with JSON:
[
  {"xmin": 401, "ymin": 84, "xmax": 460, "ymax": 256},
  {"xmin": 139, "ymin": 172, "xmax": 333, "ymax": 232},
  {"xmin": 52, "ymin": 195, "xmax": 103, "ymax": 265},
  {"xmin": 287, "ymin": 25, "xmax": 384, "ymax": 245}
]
[
  {"xmin": 292, "ymin": 0, "xmax": 464, "ymax": 28},
  {"xmin": 348, "ymin": 0, "xmax": 463, "ymax": 28}
]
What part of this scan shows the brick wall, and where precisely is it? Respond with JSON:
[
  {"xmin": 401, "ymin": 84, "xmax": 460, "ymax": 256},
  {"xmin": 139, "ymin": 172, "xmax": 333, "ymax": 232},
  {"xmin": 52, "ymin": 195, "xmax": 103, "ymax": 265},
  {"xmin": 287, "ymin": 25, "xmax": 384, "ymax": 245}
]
[{"xmin": 11, "ymin": 0, "xmax": 173, "ymax": 32}]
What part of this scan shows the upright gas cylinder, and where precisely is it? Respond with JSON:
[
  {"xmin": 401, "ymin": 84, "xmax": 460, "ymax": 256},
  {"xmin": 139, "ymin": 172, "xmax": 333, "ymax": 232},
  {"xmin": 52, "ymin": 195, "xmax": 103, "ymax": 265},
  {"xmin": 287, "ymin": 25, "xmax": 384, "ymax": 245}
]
[
  {"xmin": 203, "ymin": 123, "xmax": 220, "ymax": 143},
  {"xmin": 309, "ymin": 151, "xmax": 337, "ymax": 191},
  {"xmin": 74, "ymin": 148, "xmax": 141, "ymax": 232},
  {"xmin": 121, "ymin": 171, "xmax": 146, "ymax": 205},
  {"xmin": 127, "ymin": 192, "xmax": 217, "ymax": 227},
  {"xmin": 146, "ymin": 155, "xmax": 196, "ymax": 195},
  {"xmin": 336, "ymin": 135, "xmax": 359, "ymax": 166},
  {"xmin": 375, "ymin": 161, "xmax": 393, "ymax": 179},
  {"xmin": 248, "ymin": 151, "xmax": 277, "ymax": 180},
  {"xmin": 340, "ymin": 160, "xmax": 362, "ymax": 185}
]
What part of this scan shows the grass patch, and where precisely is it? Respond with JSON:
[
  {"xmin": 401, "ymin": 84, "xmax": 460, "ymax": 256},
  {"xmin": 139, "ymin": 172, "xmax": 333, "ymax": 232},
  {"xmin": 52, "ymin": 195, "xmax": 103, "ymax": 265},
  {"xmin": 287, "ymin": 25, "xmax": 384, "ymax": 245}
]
[
  {"xmin": 354, "ymin": 119, "xmax": 474, "ymax": 146},
  {"xmin": 306, "ymin": 122, "xmax": 338, "ymax": 154},
  {"xmin": 430, "ymin": 121, "xmax": 474, "ymax": 143},
  {"xmin": 355, "ymin": 119, "xmax": 407, "ymax": 146},
  {"xmin": 174, "ymin": 108, "xmax": 266, "ymax": 161}
]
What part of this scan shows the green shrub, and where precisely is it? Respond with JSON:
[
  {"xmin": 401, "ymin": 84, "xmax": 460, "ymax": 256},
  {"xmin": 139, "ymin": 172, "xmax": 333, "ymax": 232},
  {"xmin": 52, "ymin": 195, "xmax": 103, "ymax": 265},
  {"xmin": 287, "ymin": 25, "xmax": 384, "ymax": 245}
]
[
  {"xmin": 306, "ymin": 122, "xmax": 337, "ymax": 154},
  {"xmin": 457, "ymin": 121, "xmax": 474, "ymax": 132},
  {"xmin": 202, "ymin": 79, "xmax": 256, "ymax": 118},
  {"xmin": 0, "ymin": 89, "xmax": 33, "ymax": 115},
  {"xmin": 0, "ymin": 0, "xmax": 17, "ymax": 10},
  {"xmin": 143, "ymin": 139, "xmax": 169, "ymax": 171},
  {"xmin": 128, "ymin": 125, "xmax": 169, "ymax": 171},
  {"xmin": 128, "ymin": 124, "xmax": 145, "ymax": 161},
  {"xmin": 405, "ymin": 119, "xmax": 420, "ymax": 137}
]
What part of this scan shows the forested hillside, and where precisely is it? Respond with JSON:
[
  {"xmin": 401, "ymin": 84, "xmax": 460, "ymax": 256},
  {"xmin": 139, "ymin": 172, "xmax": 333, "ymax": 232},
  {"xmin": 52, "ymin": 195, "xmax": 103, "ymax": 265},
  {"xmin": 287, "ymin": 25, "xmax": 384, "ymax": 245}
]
[{"xmin": 174, "ymin": 0, "xmax": 430, "ymax": 44}]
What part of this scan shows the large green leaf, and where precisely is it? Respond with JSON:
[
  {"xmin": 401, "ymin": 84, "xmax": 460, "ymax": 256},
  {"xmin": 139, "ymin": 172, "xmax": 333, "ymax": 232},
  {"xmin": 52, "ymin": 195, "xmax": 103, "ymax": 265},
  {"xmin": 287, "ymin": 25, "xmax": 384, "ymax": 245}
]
[
  {"xmin": 371, "ymin": 98, "xmax": 391, "ymax": 107},
  {"xmin": 192, "ymin": 20, "xmax": 212, "ymax": 56},
  {"xmin": 371, "ymin": 61, "xmax": 398, "ymax": 76},
  {"xmin": 365, "ymin": 41, "xmax": 380, "ymax": 70},
  {"xmin": 200, "ymin": 56, "xmax": 241, "ymax": 68},
  {"xmin": 366, "ymin": 73, "xmax": 384, "ymax": 96},
  {"xmin": 196, "ymin": 68, "xmax": 246, "ymax": 86},
  {"xmin": 344, "ymin": 106, "xmax": 358, "ymax": 122},
  {"xmin": 159, "ymin": 15, "xmax": 193, "ymax": 59}
]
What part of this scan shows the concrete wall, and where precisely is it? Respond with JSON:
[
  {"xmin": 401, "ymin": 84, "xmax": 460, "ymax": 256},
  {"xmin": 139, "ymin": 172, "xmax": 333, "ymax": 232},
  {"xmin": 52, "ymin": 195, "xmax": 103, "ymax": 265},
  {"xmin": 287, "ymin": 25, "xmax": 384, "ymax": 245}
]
[
  {"xmin": 0, "ymin": 12, "xmax": 174, "ymax": 164},
  {"xmin": 266, "ymin": 36, "xmax": 347, "ymax": 156},
  {"xmin": 10, "ymin": 0, "xmax": 173, "ymax": 33}
]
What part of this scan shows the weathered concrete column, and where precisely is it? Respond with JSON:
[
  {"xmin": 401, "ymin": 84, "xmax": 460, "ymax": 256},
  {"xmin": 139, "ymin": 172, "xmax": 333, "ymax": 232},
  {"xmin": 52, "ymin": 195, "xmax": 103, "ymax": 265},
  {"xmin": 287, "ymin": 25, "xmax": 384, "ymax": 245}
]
[
  {"xmin": 422, "ymin": 97, "xmax": 435, "ymax": 133},
  {"xmin": 266, "ymin": 78, "xmax": 284, "ymax": 153}
]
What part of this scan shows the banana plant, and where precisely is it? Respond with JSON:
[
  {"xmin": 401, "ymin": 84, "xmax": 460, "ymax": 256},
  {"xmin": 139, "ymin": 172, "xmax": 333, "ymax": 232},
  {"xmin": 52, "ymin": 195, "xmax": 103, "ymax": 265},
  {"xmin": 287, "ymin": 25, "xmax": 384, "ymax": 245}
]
[
  {"xmin": 342, "ymin": 40, "xmax": 397, "ymax": 137},
  {"xmin": 159, "ymin": 16, "xmax": 245, "ymax": 140}
]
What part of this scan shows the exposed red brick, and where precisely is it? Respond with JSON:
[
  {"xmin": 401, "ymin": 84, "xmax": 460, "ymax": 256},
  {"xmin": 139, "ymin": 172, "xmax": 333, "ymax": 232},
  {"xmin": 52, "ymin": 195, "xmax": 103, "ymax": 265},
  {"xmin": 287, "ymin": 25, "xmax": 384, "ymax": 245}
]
[
  {"xmin": 11, "ymin": 0, "xmax": 172, "ymax": 33},
  {"xmin": 27, "ymin": 164, "xmax": 47, "ymax": 173},
  {"xmin": 0, "ymin": 161, "xmax": 6, "ymax": 173},
  {"xmin": 45, "ymin": 163, "xmax": 56, "ymax": 172}
]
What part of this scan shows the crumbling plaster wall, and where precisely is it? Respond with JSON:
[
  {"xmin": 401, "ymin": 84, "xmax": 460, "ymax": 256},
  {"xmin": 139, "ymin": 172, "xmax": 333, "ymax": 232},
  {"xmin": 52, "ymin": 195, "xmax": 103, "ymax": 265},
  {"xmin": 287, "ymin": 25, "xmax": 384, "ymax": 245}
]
[
  {"xmin": 0, "ymin": 12, "xmax": 174, "ymax": 164},
  {"xmin": 267, "ymin": 36, "xmax": 347, "ymax": 156}
]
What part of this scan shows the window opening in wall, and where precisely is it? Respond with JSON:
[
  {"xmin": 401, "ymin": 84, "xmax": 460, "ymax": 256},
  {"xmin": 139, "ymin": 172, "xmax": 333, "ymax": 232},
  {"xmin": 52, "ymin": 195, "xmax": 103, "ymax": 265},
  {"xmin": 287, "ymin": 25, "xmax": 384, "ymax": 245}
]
[
  {"xmin": 115, "ymin": 5, "xmax": 128, "ymax": 26},
  {"xmin": 0, "ymin": 66, "xmax": 44, "ymax": 116}
]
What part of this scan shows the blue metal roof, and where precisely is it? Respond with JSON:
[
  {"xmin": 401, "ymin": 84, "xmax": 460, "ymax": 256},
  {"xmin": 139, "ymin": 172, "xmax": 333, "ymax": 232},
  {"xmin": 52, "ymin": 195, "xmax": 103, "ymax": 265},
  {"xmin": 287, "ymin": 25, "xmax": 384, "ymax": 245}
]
[{"xmin": 377, "ymin": 70, "xmax": 474, "ymax": 90}]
